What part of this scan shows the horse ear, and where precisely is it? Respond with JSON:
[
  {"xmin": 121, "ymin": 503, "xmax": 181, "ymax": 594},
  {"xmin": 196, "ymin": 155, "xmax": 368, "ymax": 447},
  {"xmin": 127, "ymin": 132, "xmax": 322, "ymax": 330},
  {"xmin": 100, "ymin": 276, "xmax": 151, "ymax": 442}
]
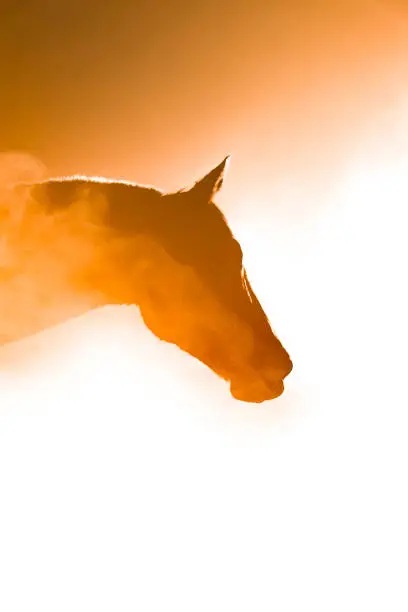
[{"xmin": 190, "ymin": 156, "xmax": 230, "ymax": 202}]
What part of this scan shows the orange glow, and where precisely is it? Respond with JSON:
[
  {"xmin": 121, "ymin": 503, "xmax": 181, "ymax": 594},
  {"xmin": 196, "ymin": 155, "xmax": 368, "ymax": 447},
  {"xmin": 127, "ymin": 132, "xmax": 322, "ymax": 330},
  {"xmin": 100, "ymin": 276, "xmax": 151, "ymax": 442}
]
[{"xmin": 1, "ymin": 1, "xmax": 408, "ymax": 609}]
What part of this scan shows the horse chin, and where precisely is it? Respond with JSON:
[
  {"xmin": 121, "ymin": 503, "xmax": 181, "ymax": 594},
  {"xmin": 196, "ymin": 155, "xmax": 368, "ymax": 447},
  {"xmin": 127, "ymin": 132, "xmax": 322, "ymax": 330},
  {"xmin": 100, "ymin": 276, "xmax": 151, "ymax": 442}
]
[{"xmin": 230, "ymin": 378, "xmax": 285, "ymax": 404}]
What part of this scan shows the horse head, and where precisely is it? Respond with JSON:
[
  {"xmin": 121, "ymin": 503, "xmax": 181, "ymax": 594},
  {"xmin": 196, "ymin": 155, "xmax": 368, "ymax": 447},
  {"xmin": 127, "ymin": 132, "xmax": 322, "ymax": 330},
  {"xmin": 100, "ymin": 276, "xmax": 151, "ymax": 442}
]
[{"xmin": 134, "ymin": 158, "xmax": 293, "ymax": 403}]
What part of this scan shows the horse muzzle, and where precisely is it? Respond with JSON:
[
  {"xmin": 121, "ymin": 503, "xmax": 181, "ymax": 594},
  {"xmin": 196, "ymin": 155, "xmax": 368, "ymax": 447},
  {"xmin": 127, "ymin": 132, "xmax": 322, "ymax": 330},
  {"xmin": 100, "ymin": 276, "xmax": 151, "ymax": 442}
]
[{"xmin": 230, "ymin": 377, "xmax": 285, "ymax": 404}]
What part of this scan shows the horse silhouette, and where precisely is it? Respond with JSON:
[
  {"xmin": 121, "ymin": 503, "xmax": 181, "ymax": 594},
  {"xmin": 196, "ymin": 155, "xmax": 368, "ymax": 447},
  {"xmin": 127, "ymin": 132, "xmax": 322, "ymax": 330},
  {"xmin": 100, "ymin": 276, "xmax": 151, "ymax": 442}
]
[{"xmin": 0, "ymin": 157, "xmax": 292, "ymax": 402}]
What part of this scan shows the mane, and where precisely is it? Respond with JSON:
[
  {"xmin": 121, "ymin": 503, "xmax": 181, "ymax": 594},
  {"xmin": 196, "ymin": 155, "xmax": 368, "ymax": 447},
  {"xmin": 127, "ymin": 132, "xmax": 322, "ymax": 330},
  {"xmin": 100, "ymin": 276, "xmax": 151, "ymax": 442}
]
[{"xmin": 34, "ymin": 174, "xmax": 163, "ymax": 194}]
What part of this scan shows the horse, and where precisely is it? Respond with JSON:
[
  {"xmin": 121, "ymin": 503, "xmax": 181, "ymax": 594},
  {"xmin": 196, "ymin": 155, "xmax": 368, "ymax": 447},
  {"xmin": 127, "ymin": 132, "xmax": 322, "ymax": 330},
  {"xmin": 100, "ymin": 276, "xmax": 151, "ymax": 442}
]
[{"xmin": 0, "ymin": 157, "xmax": 292, "ymax": 403}]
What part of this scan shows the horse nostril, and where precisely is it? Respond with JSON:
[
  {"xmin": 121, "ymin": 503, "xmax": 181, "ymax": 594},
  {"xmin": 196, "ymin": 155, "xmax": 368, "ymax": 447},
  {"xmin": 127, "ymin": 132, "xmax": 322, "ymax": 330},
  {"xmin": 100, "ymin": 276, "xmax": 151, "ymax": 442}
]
[
  {"xmin": 258, "ymin": 357, "xmax": 293, "ymax": 385},
  {"xmin": 251, "ymin": 349, "xmax": 293, "ymax": 380},
  {"xmin": 273, "ymin": 356, "xmax": 293, "ymax": 380},
  {"xmin": 283, "ymin": 358, "xmax": 293, "ymax": 378}
]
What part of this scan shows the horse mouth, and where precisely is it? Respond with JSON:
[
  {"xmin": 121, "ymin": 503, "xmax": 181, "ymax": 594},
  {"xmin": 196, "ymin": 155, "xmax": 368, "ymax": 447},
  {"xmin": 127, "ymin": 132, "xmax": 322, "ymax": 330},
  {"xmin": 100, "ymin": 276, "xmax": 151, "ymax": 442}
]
[{"xmin": 230, "ymin": 378, "xmax": 285, "ymax": 404}]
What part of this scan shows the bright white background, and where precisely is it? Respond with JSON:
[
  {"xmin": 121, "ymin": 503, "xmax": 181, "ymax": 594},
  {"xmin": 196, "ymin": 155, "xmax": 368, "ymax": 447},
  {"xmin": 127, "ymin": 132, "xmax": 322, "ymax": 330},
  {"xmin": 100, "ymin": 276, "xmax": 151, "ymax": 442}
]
[{"xmin": 0, "ymin": 113, "xmax": 407, "ymax": 610}]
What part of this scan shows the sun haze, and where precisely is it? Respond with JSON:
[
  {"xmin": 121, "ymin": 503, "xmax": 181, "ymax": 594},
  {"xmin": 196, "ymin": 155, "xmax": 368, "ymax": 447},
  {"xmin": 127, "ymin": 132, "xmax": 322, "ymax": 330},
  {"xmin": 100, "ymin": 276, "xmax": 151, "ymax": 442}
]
[{"xmin": 1, "ymin": 1, "xmax": 408, "ymax": 611}]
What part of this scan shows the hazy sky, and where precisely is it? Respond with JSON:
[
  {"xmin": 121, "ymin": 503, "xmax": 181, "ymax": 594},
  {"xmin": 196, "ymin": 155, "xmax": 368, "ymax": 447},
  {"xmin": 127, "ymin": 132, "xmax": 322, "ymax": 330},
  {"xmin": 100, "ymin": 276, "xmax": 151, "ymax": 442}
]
[
  {"xmin": 2, "ymin": 0, "xmax": 408, "ymax": 201},
  {"xmin": 1, "ymin": 4, "xmax": 408, "ymax": 609}
]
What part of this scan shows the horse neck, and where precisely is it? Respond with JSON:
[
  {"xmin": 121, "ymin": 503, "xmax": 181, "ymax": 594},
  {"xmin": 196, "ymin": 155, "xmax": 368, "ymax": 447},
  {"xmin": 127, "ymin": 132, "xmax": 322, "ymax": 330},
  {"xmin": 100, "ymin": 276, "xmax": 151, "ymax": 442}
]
[
  {"xmin": 0, "ymin": 212, "xmax": 111, "ymax": 347},
  {"xmin": 0, "ymin": 185, "xmax": 168, "ymax": 347}
]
